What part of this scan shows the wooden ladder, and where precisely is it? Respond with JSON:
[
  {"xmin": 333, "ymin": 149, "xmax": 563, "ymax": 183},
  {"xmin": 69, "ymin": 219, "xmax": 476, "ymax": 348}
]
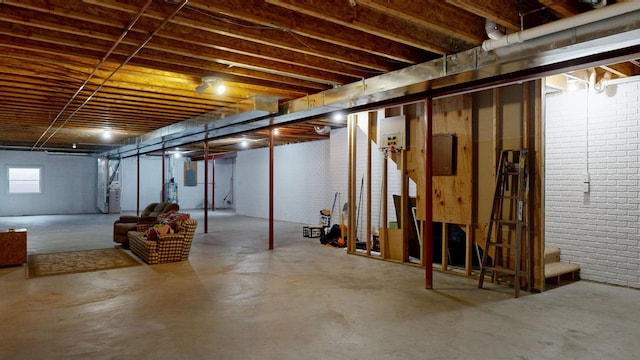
[{"xmin": 478, "ymin": 149, "xmax": 531, "ymax": 298}]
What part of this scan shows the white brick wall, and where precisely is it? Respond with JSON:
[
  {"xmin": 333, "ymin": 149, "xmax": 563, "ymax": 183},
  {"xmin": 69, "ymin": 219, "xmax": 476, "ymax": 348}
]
[
  {"xmin": 546, "ymin": 77, "xmax": 640, "ymax": 288},
  {"xmin": 236, "ymin": 139, "xmax": 330, "ymax": 224},
  {"xmin": 330, "ymin": 114, "xmax": 416, "ymax": 241}
]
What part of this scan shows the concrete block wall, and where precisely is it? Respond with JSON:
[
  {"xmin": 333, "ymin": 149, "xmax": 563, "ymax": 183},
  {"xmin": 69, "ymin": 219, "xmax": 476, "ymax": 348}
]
[
  {"xmin": 545, "ymin": 77, "xmax": 640, "ymax": 288},
  {"xmin": 0, "ymin": 151, "xmax": 97, "ymax": 216},
  {"xmin": 120, "ymin": 155, "xmax": 235, "ymax": 212}
]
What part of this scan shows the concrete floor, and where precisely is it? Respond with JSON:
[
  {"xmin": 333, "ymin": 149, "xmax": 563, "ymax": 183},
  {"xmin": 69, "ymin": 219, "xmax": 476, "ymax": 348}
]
[{"xmin": 0, "ymin": 211, "xmax": 638, "ymax": 360}]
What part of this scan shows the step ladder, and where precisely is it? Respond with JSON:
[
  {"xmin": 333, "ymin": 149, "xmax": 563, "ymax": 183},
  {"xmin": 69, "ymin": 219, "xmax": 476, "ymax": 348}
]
[{"xmin": 478, "ymin": 149, "xmax": 531, "ymax": 298}]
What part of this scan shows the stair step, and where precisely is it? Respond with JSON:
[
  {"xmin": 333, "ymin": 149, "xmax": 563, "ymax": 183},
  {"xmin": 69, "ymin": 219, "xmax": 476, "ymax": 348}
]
[
  {"xmin": 544, "ymin": 247, "xmax": 561, "ymax": 264},
  {"xmin": 545, "ymin": 261, "xmax": 580, "ymax": 279}
]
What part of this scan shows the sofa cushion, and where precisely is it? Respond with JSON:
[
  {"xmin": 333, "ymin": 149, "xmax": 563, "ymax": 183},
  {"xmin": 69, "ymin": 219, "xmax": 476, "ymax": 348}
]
[
  {"xmin": 157, "ymin": 211, "xmax": 190, "ymax": 231},
  {"xmin": 147, "ymin": 223, "xmax": 173, "ymax": 241}
]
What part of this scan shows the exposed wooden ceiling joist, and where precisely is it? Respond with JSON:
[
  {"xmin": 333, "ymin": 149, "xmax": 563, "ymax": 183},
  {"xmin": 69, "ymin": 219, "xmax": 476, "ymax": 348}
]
[{"xmin": 0, "ymin": 0, "xmax": 636, "ymax": 155}]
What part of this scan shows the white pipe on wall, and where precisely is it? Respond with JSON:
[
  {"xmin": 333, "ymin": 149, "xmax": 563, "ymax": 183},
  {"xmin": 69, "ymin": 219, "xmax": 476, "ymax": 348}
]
[
  {"xmin": 482, "ymin": 1, "xmax": 640, "ymax": 51},
  {"xmin": 485, "ymin": 19, "xmax": 504, "ymax": 40}
]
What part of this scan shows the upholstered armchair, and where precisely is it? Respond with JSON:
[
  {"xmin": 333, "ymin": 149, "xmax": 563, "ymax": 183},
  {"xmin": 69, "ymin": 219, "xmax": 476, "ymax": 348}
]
[
  {"xmin": 128, "ymin": 218, "xmax": 197, "ymax": 264},
  {"xmin": 113, "ymin": 202, "xmax": 179, "ymax": 246}
]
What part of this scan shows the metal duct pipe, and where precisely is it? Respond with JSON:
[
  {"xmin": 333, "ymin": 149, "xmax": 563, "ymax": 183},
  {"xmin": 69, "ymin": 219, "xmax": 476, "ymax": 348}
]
[{"xmin": 482, "ymin": 0, "xmax": 640, "ymax": 51}]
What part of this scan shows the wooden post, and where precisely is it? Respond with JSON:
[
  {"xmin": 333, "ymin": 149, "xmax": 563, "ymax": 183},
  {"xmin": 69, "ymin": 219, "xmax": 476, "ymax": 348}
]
[
  {"xmin": 441, "ymin": 222, "xmax": 448, "ymax": 271},
  {"xmin": 424, "ymin": 98, "xmax": 433, "ymax": 289},
  {"xmin": 381, "ymin": 117, "xmax": 389, "ymax": 259},
  {"xmin": 348, "ymin": 114, "xmax": 357, "ymax": 254},
  {"xmin": 533, "ymin": 79, "xmax": 545, "ymax": 291},
  {"xmin": 400, "ymin": 147, "xmax": 409, "ymax": 262},
  {"xmin": 493, "ymin": 88, "xmax": 501, "ymax": 173},
  {"xmin": 465, "ymin": 224, "xmax": 473, "ymax": 276},
  {"xmin": 366, "ymin": 112, "xmax": 374, "ymax": 255}
]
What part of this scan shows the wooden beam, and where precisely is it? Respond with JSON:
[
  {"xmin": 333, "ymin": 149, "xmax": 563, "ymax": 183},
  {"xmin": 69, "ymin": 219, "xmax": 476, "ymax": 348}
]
[
  {"xmin": 266, "ymin": 0, "xmax": 474, "ymax": 53},
  {"xmin": 539, "ymin": 0, "xmax": 588, "ymax": 18},
  {"xmin": 84, "ymin": 0, "xmax": 407, "ymax": 71},
  {"xmin": 355, "ymin": 0, "xmax": 485, "ymax": 44},
  {"xmin": 188, "ymin": 0, "xmax": 437, "ymax": 61},
  {"xmin": 446, "ymin": 0, "xmax": 524, "ymax": 32},
  {"xmin": 0, "ymin": 38, "xmax": 327, "ymax": 95}
]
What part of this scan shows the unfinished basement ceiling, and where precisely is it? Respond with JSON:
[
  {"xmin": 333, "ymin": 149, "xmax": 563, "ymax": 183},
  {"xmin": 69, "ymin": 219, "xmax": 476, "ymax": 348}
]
[{"xmin": 1, "ymin": 0, "xmax": 639, "ymax": 154}]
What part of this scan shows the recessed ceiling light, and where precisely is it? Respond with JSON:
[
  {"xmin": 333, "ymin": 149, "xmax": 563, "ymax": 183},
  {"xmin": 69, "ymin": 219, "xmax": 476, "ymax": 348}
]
[{"xmin": 102, "ymin": 129, "xmax": 112, "ymax": 140}]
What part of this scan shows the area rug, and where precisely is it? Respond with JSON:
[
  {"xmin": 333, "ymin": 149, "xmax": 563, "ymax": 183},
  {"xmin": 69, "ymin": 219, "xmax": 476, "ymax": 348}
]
[{"xmin": 26, "ymin": 248, "xmax": 141, "ymax": 278}]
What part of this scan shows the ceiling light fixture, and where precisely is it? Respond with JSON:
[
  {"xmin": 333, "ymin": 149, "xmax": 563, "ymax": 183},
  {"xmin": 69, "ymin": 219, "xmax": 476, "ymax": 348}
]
[
  {"xmin": 332, "ymin": 112, "xmax": 345, "ymax": 122},
  {"xmin": 315, "ymin": 126, "xmax": 331, "ymax": 135},
  {"xmin": 102, "ymin": 129, "xmax": 112, "ymax": 140},
  {"xmin": 196, "ymin": 76, "xmax": 226, "ymax": 95}
]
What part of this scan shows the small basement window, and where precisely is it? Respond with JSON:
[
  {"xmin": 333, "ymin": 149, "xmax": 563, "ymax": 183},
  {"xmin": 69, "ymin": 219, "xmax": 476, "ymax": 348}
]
[{"xmin": 8, "ymin": 167, "xmax": 42, "ymax": 194}]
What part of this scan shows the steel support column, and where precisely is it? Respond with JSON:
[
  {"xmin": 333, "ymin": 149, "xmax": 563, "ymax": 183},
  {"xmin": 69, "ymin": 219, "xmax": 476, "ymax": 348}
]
[
  {"xmin": 136, "ymin": 151, "xmax": 140, "ymax": 216},
  {"xmin": 162, "ymin": 148, "xmax": 166, "ymax": 202},
  {"xmin": 269, "ymin": 125, "xmax": 275, "ymax": 250},
  {"xmin": 204, "ymin": 141, "xmax": 209, "ymax": 234}
]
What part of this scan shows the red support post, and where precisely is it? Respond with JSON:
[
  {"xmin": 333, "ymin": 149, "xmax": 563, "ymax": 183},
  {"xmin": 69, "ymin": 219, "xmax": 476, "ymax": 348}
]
[
  {"xmin": 204, "ymin": 141, "xmax": 209, "ymax": 234},
  {"xmin": 211, "ymin": 157, "xmax": 215, "ymax": 214},
  {"xmin": 136, "ymin": 151, "xmax": 140, "ymax": 216},
  {"xmin": 161, "ymin": 148, "xmax": 166, "ymax": 202},
  {"xmin": 269, "ymin": 125, "xmax": 275, "ymax": 250}
]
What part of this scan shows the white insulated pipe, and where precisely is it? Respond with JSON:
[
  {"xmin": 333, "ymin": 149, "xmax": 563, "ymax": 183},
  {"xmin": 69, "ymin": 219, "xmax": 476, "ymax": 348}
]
[
  {"xmin": 482, "ymin": 0, "xmax": 640, "ymax": 52},
  {"xmin": 485, "ymin": 19, "xmax": 504, "ymax": 40}
]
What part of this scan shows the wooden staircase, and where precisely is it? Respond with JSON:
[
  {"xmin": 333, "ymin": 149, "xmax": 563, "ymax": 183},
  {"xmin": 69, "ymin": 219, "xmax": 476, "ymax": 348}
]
[{"xmin": 544, "ymin": 247, "xmax": 580, "ymax": 285}]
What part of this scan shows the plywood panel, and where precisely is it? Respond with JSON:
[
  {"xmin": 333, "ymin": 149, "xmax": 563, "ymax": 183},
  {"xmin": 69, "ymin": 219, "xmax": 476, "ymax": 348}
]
[
  {"xmin": 432, "ymin": 95, "xmax": 473, "ymax": 224},
  {"xmin": 406, "ymin": 104, "xmax": 426, "ymax": 221}
]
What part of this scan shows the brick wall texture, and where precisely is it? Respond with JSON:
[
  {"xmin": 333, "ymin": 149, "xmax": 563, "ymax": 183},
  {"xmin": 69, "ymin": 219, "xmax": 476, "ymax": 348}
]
[
  {"xmin": 236, "ymin": 139, "xmax": 330, "ymax": 225},
  {"xmin": 546, "ymin": 78, "xmax": 640, "ymax": 288}
]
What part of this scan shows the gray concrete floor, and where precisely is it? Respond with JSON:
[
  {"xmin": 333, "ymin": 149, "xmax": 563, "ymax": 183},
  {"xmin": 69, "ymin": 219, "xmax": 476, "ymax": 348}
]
[{"xmin": 0, "ymin": 211, "xmax": 638, "ymax": 360}]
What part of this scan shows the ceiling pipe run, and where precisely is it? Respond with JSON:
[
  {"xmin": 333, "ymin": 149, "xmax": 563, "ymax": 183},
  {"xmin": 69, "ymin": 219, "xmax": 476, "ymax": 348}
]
[{"xmin": 482, "ymin": 1, "xmax": 640, "ymax": 52}]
